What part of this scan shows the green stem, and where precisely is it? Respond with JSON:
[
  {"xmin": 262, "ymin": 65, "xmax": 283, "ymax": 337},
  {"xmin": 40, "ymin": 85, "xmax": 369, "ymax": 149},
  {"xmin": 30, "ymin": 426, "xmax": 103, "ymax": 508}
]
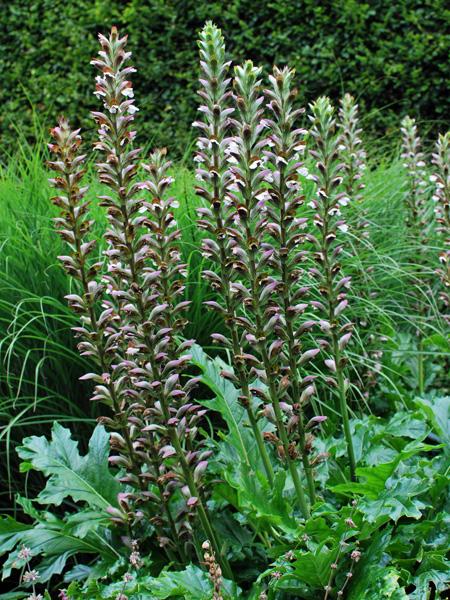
[
  {"xmin": 278, "ymin": 164, "xmax": 316, "ymax": 504},
  {"xmin": 333, "ymin": 340, "xmax": 357, "ymax": 481},
  {"xmin": 228, "ymin": 322, "xmax": 275, "ymax": 484},
  {"xmin": 242, "ymin": 215, "xmax": 310, "ymax": 516},
  {"xmin": 266, "ymin": 374, "xmax": 311, "ymax": 519},
  {"xmin": 418, "ymin": 335, "xmax": 425, "ymax": 396},
  {"xmin": 210, "ymin": 106, "xmax": 275, "ymax": 485},
  {"xmin": 168, "ymin": 428, "xmax": 234, "ymax": 580},
  {"xmin": 319, "ymin": 150, "xmax": 357, "ymax": 483}
]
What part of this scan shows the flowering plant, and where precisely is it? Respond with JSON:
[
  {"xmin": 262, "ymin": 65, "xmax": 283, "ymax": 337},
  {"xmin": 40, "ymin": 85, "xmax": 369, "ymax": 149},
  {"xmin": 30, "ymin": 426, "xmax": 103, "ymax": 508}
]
[{"xmin": 1, "ymin": 21, "xmax": 449, "ymax": 600}]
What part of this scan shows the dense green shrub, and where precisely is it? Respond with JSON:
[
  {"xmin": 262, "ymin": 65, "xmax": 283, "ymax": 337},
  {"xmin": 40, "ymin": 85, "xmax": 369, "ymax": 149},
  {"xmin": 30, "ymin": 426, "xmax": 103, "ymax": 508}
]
[{"xmin": 1, "ymin": 0, "xmax": 449, "ymax": 157}]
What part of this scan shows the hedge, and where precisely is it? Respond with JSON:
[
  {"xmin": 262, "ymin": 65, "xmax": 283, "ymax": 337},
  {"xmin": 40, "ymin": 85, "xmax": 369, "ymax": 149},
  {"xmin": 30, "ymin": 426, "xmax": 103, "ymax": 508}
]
[{"xmin": 1, "ymin": 0, "xmax": 449, "ymax": 157}]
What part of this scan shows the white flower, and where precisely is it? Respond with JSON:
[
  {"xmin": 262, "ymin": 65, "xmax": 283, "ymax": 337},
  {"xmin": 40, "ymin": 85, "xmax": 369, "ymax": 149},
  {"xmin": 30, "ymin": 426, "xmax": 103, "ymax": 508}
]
[
  {"xmin": 121, "ymin": 87, "xmax": 134, "ymax": 98},
  {"xmin": 226, "ymin": 155, "xmax": 238, "ymax": 164},
  {"xmin": 22, "ymin": 570, "xmax": 39, "ymax": 583},
  {"xmin": 225, "ymin": 140, "xmax": 239, "ymax": 155},
  {"xmin": 256, "ymin": 191, "xmax": 271, "ymax": 201},
  {"xmin": 297, "ymin": 167, "xmax": 309, "ymax": 177},
  {"xmin": 196, "ymin": 139, "xmax": 212, "ymax": 150},
  {"xmin": 429, "ymin": 175, "xmax": 438, "ymax": 182},
  {"xmin": 416, "ymin": 160, "xmax": 425, "ymax": 167},
  {"xmin": 338, "ymin": 223, "xmax": 349, "ymax": 233},
  {"xmin": 329, "ymin": 207, "xmax": 341, "ymax": 216},
  {"xmin": 276, "ymin": 156, "xmax": 287, "ymax": 165},
  {"xmin": 128, "ymin": 105, "xmax": 139, "ymax": 115},
  {"xmin": 18, "ymin": 546, "xmax": 32, "ymax": 561},
  {"xmin": 194, "ymin": 155, "xmax": 205, "ymax": 163},
  {"xmin": 250, "ymin": 159, "xmax": 262, "ymax": 170},
  {"xmin": 308, "ymin": 201, "xmax": 316, "ymax": 209},
  {"xmin": 264, "ymin": 173, "xmax": 274, "ymax": 183},
  {"xmin": 338, "ymin": 197, "xmax": 350, "ymax": 206},
  {"xmin": 286, "ymin": 180, "xmax": 300, "ymax": 191}
]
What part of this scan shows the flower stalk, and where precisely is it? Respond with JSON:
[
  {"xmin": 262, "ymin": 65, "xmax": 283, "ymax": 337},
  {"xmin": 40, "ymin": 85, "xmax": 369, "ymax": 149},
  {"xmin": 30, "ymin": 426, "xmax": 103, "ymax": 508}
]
[
  {"xmin": 308, "ymin": 97, "xmax": 357, "ymax": 481},
  {"xmin": 225, "ymin": 60, "xmax": 310, "ymax": 517},
  {"xmin": 90, "ymin": 26, "xmax": 229, "ymax": 572},
  {"xmin": 47, "ymin": 118, "xmax": 144, "ymax": 503},
  {"xmin": 400, "ymin": 116, "xmax": 432, "ymax": 395},
  {"xmin": 140, "ymin": 149, "xmax": 232, "ymax": 577},
  {"xmin": 263, "ymin": 66, "xmax": 317, "ymax": 503},
  {"xmin": 338, "ymin": 93, "xmax": 369, "ymax": 243},
  {"xmin": 195, "ymin": 22, "xmax": 274, "ymax": 485},
  {"xmin": 400, "ymin": 116, "xmax": 428, "ymax": 237},
  {"xmin": 431, "ymin": 131, "xmax": 450, "ymax": 323},
  {"xmin": 90, "ymin": 27, "xmax": 184, "ymax": 557}
]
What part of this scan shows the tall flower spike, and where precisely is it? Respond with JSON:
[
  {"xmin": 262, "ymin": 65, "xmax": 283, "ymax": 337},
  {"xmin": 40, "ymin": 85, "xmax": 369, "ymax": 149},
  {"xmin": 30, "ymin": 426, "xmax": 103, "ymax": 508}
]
[
  {"xmin": 90, "ymin": 26, "xmax": 144, "ymax": 315},
  {"xmin": 308, "ymin": 97, "xmax": 357, "ymax": 481},
  {"xmin": 47, "ymin": 118, "xmax": 142, "ymax": 502},
  {"xmin": 431, "ymin": 131, "xmax": 450, "ymax": 322},
  {"xmin": 91, "ymin": 29, "xmax": 228, "ymax": 568},
  {"xmin": 400, "ymin": 116, "xmax": 433, "ymax": 395},
  {"xmin": 90, "ymin": 27, "xmax": 180, "ymax": 548},
  {"xmin": 338, "ymin": 94, "xmax": 382, "ymax": 397},
  {"xmin": 195, "ymin": 23, "xmax": 274, "ymax": 484},
  {"xmin": 400, "ymin": 116, "xmax": 428, "ymax": 238},
  {"xmin": 263, "ymin": 66, "xmax": 317, "ymax": 503},
  {"xmin": 137, "ymin": 149, "xmax": 220, "ymax": 560},
  {"xmin": 338, "ymin": 94, "xmax": 369, "ymax": 239},
  {"xmin": 48, "ymin": 116, "xmax": 176, "ymax": 554},
  {"xmin": 226, "ymin": 60, "xmax": 310, "ymax": 518}
]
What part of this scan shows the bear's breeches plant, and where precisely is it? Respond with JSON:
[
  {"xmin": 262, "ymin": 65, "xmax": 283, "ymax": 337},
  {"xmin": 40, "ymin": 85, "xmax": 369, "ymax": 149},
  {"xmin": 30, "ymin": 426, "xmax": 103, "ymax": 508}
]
[{"xmin": 29, "ymin": 19, "xmax": 449, "ymax": 599}]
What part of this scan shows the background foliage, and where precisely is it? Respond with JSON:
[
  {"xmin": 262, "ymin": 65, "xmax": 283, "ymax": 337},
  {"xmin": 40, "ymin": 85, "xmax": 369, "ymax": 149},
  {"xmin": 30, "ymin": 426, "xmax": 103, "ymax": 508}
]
[{"xmin": 1, "ymin": 0, "xmax": 449, "ymax": 157}]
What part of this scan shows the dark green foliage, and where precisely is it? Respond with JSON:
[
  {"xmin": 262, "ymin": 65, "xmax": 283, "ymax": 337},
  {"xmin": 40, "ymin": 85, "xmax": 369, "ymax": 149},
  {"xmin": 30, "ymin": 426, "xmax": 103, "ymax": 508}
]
[{"xmin": 1, "ymin": 0, "xmax": 449, "ymax": 157}]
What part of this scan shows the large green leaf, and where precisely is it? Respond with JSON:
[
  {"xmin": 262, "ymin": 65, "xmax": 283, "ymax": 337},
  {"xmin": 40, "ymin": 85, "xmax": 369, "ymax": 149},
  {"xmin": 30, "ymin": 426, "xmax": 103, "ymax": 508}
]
[
  {"xmin": 234, "ymin": 470, "xmax": 299, "ymax": 534},
  {"xmin": 414, "ymin": 395, "xmax": 450, "ymax": 446},
  {"xmin": 190, "ymin": 346, "xmax": 299, "ymax": 534},
  {"xmin": 332, "ymin": 440, "xmax": 440, "ymax": 522},
  {"xmin": 332, "ymin": 413, "xmax": 429, "ymax": 468},
  {"xmin": 348, "ymin": 566, "xmax": 408, "ymax": 599},
  {"xmin": 17, "ymin": 423, "xmax": 120, "ymax": 509},
  {"xmin": 0, "ymin": 516, "xmax": 32, "ymax": 554},
  {"xmin": 409, "ymin": 552, "xmax": 450, "ymax": 598},
  {"xmin": 0, "ymin": 506, "xmax": 117, "ymax": 582},
  {"xmin": 99, "ymin": 564, "xmax": 240, "ymax": 599},
  {"xmin": 190, "ymin": 344, "xmax": 260, "ymax": 467},
  {"xmin": 276, "ymin": 541, "xmax": 338, "ymax": 590}
]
